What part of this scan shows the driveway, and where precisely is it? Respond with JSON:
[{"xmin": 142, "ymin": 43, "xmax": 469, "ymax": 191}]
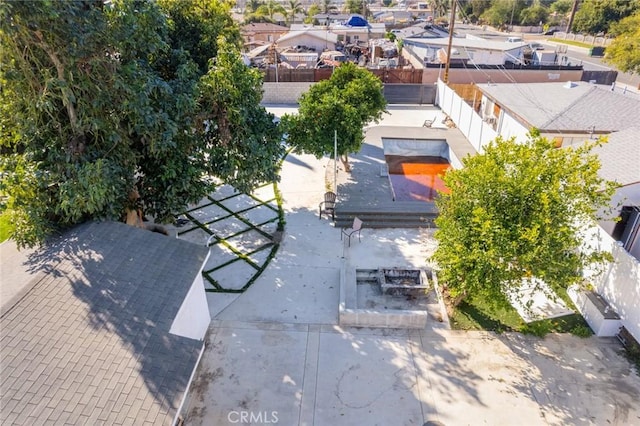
[{"xmin": 183, "ymin": 106, "xmax": 640, "ymax": 425}]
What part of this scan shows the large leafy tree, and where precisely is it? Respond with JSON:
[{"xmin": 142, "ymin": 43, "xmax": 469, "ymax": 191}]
[
  {"xmin": 433, "ymin": 133, "xmax": 616, "ymax": 308},
  {"xmin": 198, "ymin": 38, "xmax": 284, "ymax": 192},
  {"xmin": 0, "ymin": 0, "xmax": 282, "ymax": 246},
  {"xmin": 281, "ymin": 62, "xmax": 386, "ymax": 171},
  {"xmin": 572, "ymin": 0, "xmax": 640, "ymax": 34},
  {"xmin": 604, "ymin": 11, "xmax": 640, "ymax": 74},
  {"xmin": 158, "ymin": 0, "xmax": 242, "ymax": 76}
]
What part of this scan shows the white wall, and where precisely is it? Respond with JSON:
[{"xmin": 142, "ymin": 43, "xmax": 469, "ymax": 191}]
[
  {"xmin": 437, "ymin": 79, "xmax": 497, "ymax": 153},
  {"xmin": 582, "ymin": 226, "xmax": 640, "ymax": 342},
  {"xmin": 170, "ymin": 253, "xmax": 211, "ymax": 341}
]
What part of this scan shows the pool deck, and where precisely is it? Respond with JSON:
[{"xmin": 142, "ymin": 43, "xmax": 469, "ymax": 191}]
[{"xmin": 336, "ymin": 124, "xmax": 476, "ymax": 209}]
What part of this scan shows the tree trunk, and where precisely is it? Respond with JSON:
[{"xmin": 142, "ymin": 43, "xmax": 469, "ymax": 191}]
[{"xmin": 340, "ymin": 154, "xmax": 351, "ymax": 172}]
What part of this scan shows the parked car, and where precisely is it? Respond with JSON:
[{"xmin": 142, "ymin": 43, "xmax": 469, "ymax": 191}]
[
  {"xmin": 528, "ymin": 42, "xmax": 545, "ymax": 50},
  {"xmin": 506, "ymin": 36, "xmax": 524, "ymax": 43},
  {"xmin": 543, "ymin": 29, "xmax": 557, "ymax": 36}
]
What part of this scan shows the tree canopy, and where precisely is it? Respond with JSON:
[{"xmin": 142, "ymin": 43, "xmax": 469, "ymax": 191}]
[
  {"xmin": 0, "ymin": 0, "xmax": 282, "ymax": 247},
  {"xmin": 433, "ymin": 133, "xmax": 616, "ymax": 308},
  {"xmin": 572, "ymin": 0, "xmax": 640, "ymax": 34},
  {"xmin": 280, "ymin": 63, "xmax": 386, "ymax": 171},
  {"xmin": 604, "ymin": 11, "xmax": 640, "ymax": 74}
]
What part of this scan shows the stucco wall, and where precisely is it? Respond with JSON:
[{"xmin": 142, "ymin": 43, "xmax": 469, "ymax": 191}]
[
  {"xmin": 425, "ymin": 68, "xmax": 583, "ymax": 84},
  {"xmin": 170, "ymin": 253, "xmax": 212, "ymax": 341},
  {"xmin": 262, "ymin": 82, "xmax": 314, "ymax": 104},
  {"xmin": 582, "ymin": 226, "xmax": 640, "ymax": 342}
]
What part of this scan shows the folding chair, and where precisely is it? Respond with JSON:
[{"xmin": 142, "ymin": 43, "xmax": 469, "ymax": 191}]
[{"xmin": 341, "ymin": 217, "xmax": 363, "ymax": 247}]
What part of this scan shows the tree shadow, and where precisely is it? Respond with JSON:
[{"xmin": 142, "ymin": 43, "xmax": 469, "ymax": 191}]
[{"xmin": 13, "ymin": 221, "xmax": 207, "ymax": 423}]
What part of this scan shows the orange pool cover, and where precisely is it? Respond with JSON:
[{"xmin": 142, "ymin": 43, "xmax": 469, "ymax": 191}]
[{"xmin": 389, "ymin": 162, "xmax": 450, "ymax": 202}]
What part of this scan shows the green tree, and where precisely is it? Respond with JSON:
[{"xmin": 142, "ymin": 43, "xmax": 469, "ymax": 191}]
[
  {"xmin": 482, "ymin": 0, "xmax": 526, "ymax": 27},
  {"xmin": 345, "ymin": 0, "xmax": 364, "ymax": 15},
  {"xmin": 285, "ymin": 0, "xmax": 304, "ymax": 24},
  {"xmin": 281, "ymin": 63, "xmax": 386, "ymax": 171},
  {"xmin": 158, "ymin": 0, "xmax": 242, "ymax": 75},
  {"xmin": 256, "ymin": 0, "xmax": 287, "ymax": 22},
  {"xmin": 604, "ymin": 11, "xmax": 640, "ymax": 74},
  {"xmin": 433, "ymin": 133, "xmax": 616, "ymax": 308},
  {"xmin": 198, "ymin": 38, "xmax": 284, "ymax": 192},
  {"xmin": 0, "ymin": 1, "xmax": 282, "ymax": 246},
  {"xmin": 321, "ymin": 0, "xmax": 338, "ymax": 14},
  {"xmin": 304, "ymin": 4, "xmax": 321, "ymax": 24},
  {"xmin": 550, "ymin": 0, "xmax": 573, "ymax": 16},
  {"xmin": 430, "ymin": 0, "xmax": 448, "ymax": 20},
  {"xmin": 519, "ymin": 5, "xmax": 549, "ymax": 25},
  {"xmin": 572, "ymin": 0, "xmax": 640, "ymax": 34}
]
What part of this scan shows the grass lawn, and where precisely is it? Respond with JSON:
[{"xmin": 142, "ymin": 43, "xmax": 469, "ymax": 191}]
[
  {"xmin": 549, "ymin": 37, "xmax": 600, "ymax": 49},
  {"xmin": 0, "ymin": 210, "xmax": 14, "ymax": 243},
  {"xmin": 449, "ymin": 290, "xmax": 592, "ymax": 337}
]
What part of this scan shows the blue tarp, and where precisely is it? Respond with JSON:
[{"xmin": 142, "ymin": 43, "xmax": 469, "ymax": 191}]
[{"xmin": 345, "ymin": 14, "xmax": 368, "ymax": 27}]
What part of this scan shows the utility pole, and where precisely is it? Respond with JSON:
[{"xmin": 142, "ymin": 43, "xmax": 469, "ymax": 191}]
[
  {"xmin": 443, "ymin": 0, "xmax": 457, "ymax": 84},
  {"xmin": 566, "ymin": 0, "xmax": 579, "ymax": 33}
]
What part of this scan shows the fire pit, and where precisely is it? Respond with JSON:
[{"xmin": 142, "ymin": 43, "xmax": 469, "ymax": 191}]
[{"xmin": 378, "ymin": 268, "xmax": 430, "ymax": 297}]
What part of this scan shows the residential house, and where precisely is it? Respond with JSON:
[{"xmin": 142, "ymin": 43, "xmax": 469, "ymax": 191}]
[
  {"xmin": 437, "ymin": 80, "xmax": 640, "ymax": 342},
  {"xmin": 0, "ymin": 221, "xmax": 211, "ymax": 425},
  {"xmin": 277, "ymin": 28, "xmax": 339, "ymax": 53},
  {"xmin": 474, "ymin": 81, "xmax": 640, "ymax": 147},
  {"xmin": 241, "ymin": 22, "xmax": 289, "ymax": 50},
  {"xmin": 404, "ymin": 37, "xmax": 525, "ymax": 66}
]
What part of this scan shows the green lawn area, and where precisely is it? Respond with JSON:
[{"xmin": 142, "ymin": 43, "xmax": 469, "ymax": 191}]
[
  {"xmin": 0, "ymin": 210, "xmax": 14, "ymax": 243},
  {"xmin": 449, "ymin": 290, "xmax": 592, "ymax": 337},
  {"xmin": 549, "ymin": 37, "xmax": 599, "ymax": 49}
]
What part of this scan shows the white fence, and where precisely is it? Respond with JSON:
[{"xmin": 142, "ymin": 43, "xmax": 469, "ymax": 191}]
[
  {"xmin": 553, "ymin": 32, "xmax": 612, "ymax": 47},
  {"xmin": 436, "ymin": 80, "xmax": 497, "ymax": 153}
]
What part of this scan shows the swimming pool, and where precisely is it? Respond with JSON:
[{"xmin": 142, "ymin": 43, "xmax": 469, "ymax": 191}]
[{"xmin": 386, "ymin": 155, "xmax": 450, "ymax": 202}]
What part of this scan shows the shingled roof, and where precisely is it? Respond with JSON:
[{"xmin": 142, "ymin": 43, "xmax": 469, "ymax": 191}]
[{"xmin": 0, "ymin": 221, "xmax": 209, "ymax": 425}]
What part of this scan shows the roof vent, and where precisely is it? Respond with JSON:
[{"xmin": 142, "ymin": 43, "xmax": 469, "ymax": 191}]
[{"xmin": 563, "ymin": 81, "xmax": 577, "ymax": 88}]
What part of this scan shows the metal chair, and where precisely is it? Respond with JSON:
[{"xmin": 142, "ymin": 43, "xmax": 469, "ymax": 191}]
[
  {"xmin": 341, "ymin": 217, "xmax": 363, "ymax": 247},
  {"xmin": 319, "ymin": 191, "xmax": 336, "ymax": 221}
]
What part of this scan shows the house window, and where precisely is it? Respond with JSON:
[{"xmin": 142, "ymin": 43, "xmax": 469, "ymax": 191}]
[
  {"xmin": 353, "ymin": 35, "xmax": 359, "ymax": 40},
  {"xmin": 612, "ymin": 206, "xmax": 640, "ymax": 253},
  {"xmin": 267, "ymin": 35, "xmax": 272, "ymax": 42}
]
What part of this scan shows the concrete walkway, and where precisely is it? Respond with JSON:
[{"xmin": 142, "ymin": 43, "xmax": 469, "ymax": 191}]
[{"xmin": 183, "ymin": 105, "xmax": 640, "ymax": 425}]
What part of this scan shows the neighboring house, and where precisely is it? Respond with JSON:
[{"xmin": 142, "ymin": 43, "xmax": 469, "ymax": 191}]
[
  {"xmin": 0, "ymin": 221, "xmax": 211, "ymax": 425},
  {"xmin": 329, "ymin": 15, "xmax": 386, "ymax": 45},
  {"xmin": 277, "ymin": 28, "xmax": 339, "ymax": 53},
  {"xmin": 404, "ymin": 37, "xmax": 525, "ymax": 66},
  {"xmin": 241, "ymin": 22, "xmax": 289, "ymax": 50}
]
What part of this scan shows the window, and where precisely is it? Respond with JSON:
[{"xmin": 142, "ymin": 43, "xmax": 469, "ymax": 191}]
[
  {"xmin": 612, "ymin": 206, "xmax": 640, "ymax": 252},
  {"xmin": 267, "ymin": 35, "xmax": 272, "ymax": 42}
]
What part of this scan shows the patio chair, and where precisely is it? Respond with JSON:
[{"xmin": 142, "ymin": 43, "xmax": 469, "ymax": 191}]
[
  {"xmin": 341, "ymin": 217, "xmax": 363, "ymax": 247},
  {"xmin": 319, "ymin": 191, "xmax": 336, "ymax": 221}
]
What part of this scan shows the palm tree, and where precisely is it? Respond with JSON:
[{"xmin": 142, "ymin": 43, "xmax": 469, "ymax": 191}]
[
  {"xmin": 256, "ymin": 0, "xmax": 287, "ymax": 23},
  {"xmin": 245, "ymin": 0, "xmax": 262, "ymax": 14},
  {"xmin": 286, "ymin": 0, "xmax": 303, "ymax": 24},
  {"xmin": 430, "ymin": 0, "xmax": 447, "ymax": 19},
  {"xmin": 321, "ymin": 0, "xmax": 338, "ymax": 14}
]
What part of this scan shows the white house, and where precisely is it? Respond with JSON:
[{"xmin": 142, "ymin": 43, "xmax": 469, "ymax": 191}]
[
  {"xmin": 277, "ymin": 28, "xmax": 339, "ymax": 53},
  {"xmin": 437, "ymin": 80, "xmax": 640, "ymax": 342},
  {"xmin": 404, "ymin": 37, "xmax": 525, "ymax": 65}
]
